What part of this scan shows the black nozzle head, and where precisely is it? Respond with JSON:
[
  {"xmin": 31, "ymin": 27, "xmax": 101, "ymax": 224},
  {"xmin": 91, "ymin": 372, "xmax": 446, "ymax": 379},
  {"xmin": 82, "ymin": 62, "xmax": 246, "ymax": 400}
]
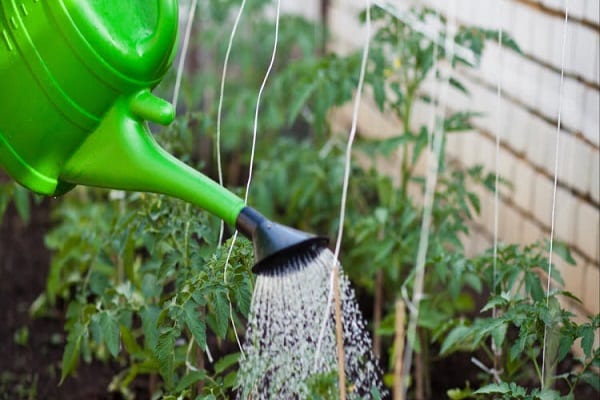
[{"xmin": 236, "ymin": 207, "xmax": 329, "ymax": 275}]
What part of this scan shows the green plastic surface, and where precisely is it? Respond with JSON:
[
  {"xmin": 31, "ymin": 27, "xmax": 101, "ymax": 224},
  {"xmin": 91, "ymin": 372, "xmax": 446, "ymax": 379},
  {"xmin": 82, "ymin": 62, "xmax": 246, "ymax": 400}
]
[{"xmin": 0, "ymin": 0, "xmax": 245, "ymax": 226}]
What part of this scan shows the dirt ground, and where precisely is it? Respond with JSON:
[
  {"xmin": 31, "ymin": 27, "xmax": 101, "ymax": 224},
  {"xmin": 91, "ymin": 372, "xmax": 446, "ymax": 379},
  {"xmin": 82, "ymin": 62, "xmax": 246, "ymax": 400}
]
[{"xmin": 0, "ymin": 201, "xmax": 132, "ymax": 399}]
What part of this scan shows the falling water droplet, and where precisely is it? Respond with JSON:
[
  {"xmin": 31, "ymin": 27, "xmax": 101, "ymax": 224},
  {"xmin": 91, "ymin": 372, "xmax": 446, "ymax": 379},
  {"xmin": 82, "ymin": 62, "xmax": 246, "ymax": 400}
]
[{"xmin": 237, "ymin": 248, "xmax": 387, "ymax": 399}]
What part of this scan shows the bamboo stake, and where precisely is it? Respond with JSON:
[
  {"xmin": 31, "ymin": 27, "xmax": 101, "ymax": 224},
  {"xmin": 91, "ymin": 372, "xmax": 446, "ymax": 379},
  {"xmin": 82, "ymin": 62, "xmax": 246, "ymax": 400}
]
[
  {"xmin": 373, "ymin": 269, "xmax": 383, "ymax": 358},
  {"xmin": 333, "ymin": 266, "xmax": 347, "ymax": 400},
  {"xmin": 394, "ymin": 299, "xmax": 406, "ymax": 400}
]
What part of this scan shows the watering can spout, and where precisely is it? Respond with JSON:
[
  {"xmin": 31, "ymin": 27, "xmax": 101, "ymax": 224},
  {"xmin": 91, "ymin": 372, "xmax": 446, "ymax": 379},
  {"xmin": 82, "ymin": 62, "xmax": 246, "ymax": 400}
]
[{"xmin": 60, "ymin": 90, "xmax": 246, "ymax": 227}]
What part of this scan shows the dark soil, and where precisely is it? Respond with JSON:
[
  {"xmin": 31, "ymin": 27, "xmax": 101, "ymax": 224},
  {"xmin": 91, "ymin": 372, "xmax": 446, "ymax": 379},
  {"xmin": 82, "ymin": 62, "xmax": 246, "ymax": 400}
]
[{"xmin": 0, "ymin": 201, "xmax": 136, "ymax": 400}]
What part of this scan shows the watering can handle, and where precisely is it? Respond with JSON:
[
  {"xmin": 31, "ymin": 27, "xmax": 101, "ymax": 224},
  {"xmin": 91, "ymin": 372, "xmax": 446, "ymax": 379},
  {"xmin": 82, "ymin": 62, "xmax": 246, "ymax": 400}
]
[{"xmin": 129, "ymin": 90, "xmax": 174, "ymax": 125}]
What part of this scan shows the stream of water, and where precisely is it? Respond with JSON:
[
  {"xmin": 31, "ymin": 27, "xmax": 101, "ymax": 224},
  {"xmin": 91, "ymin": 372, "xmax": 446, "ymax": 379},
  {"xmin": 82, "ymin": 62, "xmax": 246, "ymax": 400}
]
[{"xmin": 236, "ymin": 248, "xmax": 387, "ymax": 399}]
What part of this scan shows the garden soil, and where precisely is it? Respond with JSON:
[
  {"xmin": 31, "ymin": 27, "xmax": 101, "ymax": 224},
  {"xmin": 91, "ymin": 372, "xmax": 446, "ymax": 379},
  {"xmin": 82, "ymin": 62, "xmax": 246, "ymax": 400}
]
[{"xmin": 0, "ymin": 201, "xmax": 148, "ymax": 399}]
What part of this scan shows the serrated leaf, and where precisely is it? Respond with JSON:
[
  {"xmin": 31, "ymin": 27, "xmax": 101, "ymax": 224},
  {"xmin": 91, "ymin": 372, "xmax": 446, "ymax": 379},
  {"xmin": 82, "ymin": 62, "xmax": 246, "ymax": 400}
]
[
  {"xmin": 481, "ymin": 296, "xmax": 509, "ymax": 313},
  {"xmin": 491, "ymin": 322, "xmax": 508, "ymax": 350},
  {"xmin": 175, "ymin": 370, "xmax": 207, "ymax": 392},
  {"xmin": 60, "ymin": 322, "xmax": 85, "ymax": 384},
  {"xmin": 183, "ymin": 301, "xmax": 207, "ymax": 350},
  {"xmin": 559, "ymin": 290, "xmax": 582, "ymax": 304},
  {"xmin": 440, "ymin": 325, "xmax": 470, "ymax": 355},
  {"xmin": 474, "ymin": 382, "xmax": 511, "ymax": 394},
  {"xmin": 99, "ymin": 311, "xmax": 120, "ymax": 357},
  {"xmin": 156, "ymin": 328, "xmax": 177, "ymax": 388},
  {"xmin": 581, "ymin": 326, "xmax": 595, "ymax": 358},
  {"xmin": 120, "ymin": 324, "xmax": 143, "ymax": 356},
  {"xmin": 141, "ymin": 305, "xmax": 160, "ymax": 351},
  {"xmin": 551, "ymin": 240, "xmax": 576, "ymax": 265},
  {"xmin": 213, "ymin": 292, "xmax": 229, "ymax": 339},
  {"xmin": 525, "ymin": 271, "xmax": 545, "ymax": 302},
  {"xmin": 214, "ymin": 352, "xmax": 240, "ymax": 374},
  {"xmin": 558, "ymin": 334, "xmax": 572, "ymax": 362},
  {"xmin": 287, "ymin": 82, "xmax": 315, "ymax": 125}
]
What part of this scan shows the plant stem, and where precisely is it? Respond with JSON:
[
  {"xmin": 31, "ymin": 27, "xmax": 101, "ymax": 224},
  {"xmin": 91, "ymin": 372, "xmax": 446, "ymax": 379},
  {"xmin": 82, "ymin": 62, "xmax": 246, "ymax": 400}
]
[
  {"xmin": 415, "ymin": 330, "xmax": 425, "ymax": 400},
  {"xmin": 196, "ymin": 308, "xmax": 205, "ymax": 395}
]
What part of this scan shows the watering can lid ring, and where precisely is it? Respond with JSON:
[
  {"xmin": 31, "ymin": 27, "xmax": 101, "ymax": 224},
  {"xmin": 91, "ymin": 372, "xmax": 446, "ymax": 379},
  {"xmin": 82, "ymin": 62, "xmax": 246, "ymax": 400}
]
[{"xmin": 63, "ymin": 0, "xmax": 178, "ymax": 83}]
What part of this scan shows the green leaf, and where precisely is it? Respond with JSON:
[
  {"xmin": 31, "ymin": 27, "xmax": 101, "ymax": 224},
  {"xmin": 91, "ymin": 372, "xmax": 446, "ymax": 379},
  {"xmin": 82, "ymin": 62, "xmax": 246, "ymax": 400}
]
[
  {"xmin": 536, "ymin": 388, "xmax": 562, "ymax": 400},
  {"xmin": 175, "ymin": 370, "xmax": 207, "ymax": 392},
  {"xmin": 447, "ymin": 387, "xmax": 473, "ymax": 400},
  {"xmin": 184, "ymin": 301, "xmax": 207, "ymax": 350},
  {"xmin": 13, "ymin": 184, "xmax": 31, "ymax": 224},
  {"xmin": 440, "ymin": 325, "xmax": 470, "ymax": 355},
  {"xmin": 60, "ymin": 322, "xmax": 85, "ymax": 384},
  {"xmin": 491, "ymin": 322, "xmax": 508, "ymax": 350},
  {"xmin": 120, "ymin": 325, "xmax": 143, "ymax": 356},
  {"xmin": 213, "ymin": 292, "xmax": 229, "ymax": 339},
  {"xmin": 481, "ymin": 295, "xmax": 509, "ymax": 313},
  {"xmin": 141, "ymin": 305, "xmax": 160, "ymax": 351},
  {"xmin": 448, "ymin": 76, "xmax": 469, "ymax": 96},
  {"xmin": 214, "ymin": 352, "xmax": 240, "ymax": 374},
  {"xmin": 525, "ymin": 271, "xmax": 545, "ymax": 302},
  {"xmin": 580, "ymin": 325, "xmax": 595, "ymax": 358},
  {"xmin": 474, "ymin": 382, "xmax": 511, "ymax": 395},
  {"xmin": 287, "ymin": 82, "xmax": 315, "ymax": 125},
  {"xmin": 551, "ymin": 240, "xmax": 576, "ymax": 265},
  {"xmin": 558, "ymin": 334, "xmax": 572, "ymax": 362},
  {"xmin": 156, "ymin": 328, "xmax": 177, "ymax": 388},
  {"xmin": 99, "ymin": 311, "xmax": 120, "ymax": 357}
]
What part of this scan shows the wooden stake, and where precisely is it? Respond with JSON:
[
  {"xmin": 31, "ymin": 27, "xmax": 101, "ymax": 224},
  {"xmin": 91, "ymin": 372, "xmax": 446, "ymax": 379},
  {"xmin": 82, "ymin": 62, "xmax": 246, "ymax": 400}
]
[
  {"xmin": 373, "ymin": 268, "xmax": 383, "ymax": 358},
  {"xmin": 333, "ymin": 266, "xmax": 347, "ymax": 400},
  {"xmin": 393, "ymin": 299, "xmax": 406, "ymax": 400}
]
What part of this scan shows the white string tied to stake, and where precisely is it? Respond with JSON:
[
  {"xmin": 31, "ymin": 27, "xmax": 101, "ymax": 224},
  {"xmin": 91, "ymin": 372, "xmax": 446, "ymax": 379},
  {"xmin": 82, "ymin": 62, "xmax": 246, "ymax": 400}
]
[{"xmin": 541, "ymin": 0, "xmax": 569, "ymax": 390}]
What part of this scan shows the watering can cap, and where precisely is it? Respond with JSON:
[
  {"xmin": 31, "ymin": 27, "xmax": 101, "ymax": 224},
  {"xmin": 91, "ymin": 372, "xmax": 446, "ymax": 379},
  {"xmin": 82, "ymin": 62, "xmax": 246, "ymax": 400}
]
[{"xmin": 64, "ymin": 0, "xmax": 178, "ymax": 84}]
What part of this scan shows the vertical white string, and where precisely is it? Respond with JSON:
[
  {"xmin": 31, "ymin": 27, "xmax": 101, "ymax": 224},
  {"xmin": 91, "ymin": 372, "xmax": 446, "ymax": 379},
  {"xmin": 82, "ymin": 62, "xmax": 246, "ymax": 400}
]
[
  {"xmin": 491, "ymin": 0, "xmax": 504, "ymax": 373},
  {"xmin": 217, "ymin": 0, "xmax": 248, "ymax": 243},
  {"xmin": 211, "ymin": 0, "xmax": 249, "ymax": 362},
  {"xmin": 313, "ymin": 0, "xmax": 371, "ymax": 371},
  {"xmin": 401, "ymin": 0, "xmax": 455, "ymax": 397},
  {"xmin": 214, "ymin": 2, "xmax": 248, "ymax": 355},
  {"xmin": 541, "ymin": 0, "xmax": 569, "ymax": 389},
  {"xmin": 244, "ymin": 0, "xmax": 281, "ymax": 204},
  {"xmin": 223, "ymin": 0, "xmax": 282, "ymax": 359},
  {"xmin": 332, "ymin": 6, "xmax": 371, "ymax": 262},
  {"xmin": 172, "ymin": 0, "xmax": 198, "ymax": 107}
]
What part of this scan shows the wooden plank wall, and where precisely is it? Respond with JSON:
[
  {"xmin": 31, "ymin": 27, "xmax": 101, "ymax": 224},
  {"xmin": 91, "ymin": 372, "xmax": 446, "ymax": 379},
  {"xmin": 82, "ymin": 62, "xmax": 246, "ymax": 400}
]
[{"xmin": 323, "ymin": 0, "xmax": 599, "ymax": 317}]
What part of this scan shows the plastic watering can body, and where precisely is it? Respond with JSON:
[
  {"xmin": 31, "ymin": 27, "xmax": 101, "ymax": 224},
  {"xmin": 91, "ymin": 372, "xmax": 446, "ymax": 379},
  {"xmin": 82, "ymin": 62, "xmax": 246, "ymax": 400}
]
[{"xmin": 0, "ymin": 0, "xmax": 245, "ymax": 226}]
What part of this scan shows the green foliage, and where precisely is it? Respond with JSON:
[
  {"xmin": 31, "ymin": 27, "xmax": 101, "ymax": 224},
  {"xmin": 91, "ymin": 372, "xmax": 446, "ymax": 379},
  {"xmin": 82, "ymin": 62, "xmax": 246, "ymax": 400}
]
[
  {"xmin": 441, "ymin": 242, "xmax": 599, "ymax": 397},
  {"xmin": 0, "ymin": 181, "xmax": 39, "ymax": 224}
]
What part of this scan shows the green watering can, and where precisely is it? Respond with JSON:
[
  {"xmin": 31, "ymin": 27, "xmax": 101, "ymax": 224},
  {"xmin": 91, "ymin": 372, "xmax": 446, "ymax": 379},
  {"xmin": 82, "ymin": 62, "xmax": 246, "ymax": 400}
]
[{"xmin": 0, "ymin": 0, "xmax": 326, "ymax": 273}]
